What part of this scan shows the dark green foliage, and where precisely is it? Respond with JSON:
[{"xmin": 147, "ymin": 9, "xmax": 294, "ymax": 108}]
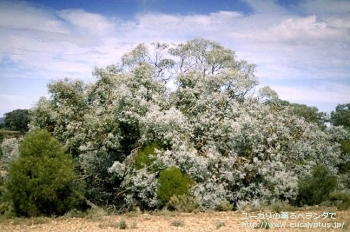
[
  {"xmin": 296, "ymin": 165, "xmax": 338, "ymax": 206},
  {"xmin": 6, "ymin": 130, "xmax": 85, "ymax": 217},
  {"xmin": 157, "ymin": 167, "xmax": 190, "ymax": 205},
  {"xmin": 340, "ymin": 140, "xmax": 350, "ymax": 154},
  {"xmin": 0, "ymin": 132, "xmax": 3, "ymax": 145},
  {"xmin": 83, "ymin": 152, "xmax": 120, "ymax": 207},
  {"xmin": 330, "ymin": 103, "xmax": 350, "ymax": 130},
  {"xmin": 329, "ymin": 192, "xmax": 350, "ymax": 210},
  {"xmin": 119, "ymin": 121, "xmax": 140, "ymax": 158},
  {"xmin": 338, "ymin": 140, "xmax": 350, "ymax": 174},
  {"xmin": 4, "ymin": 109, "xmax": 31, "ymax": 133},
  {"xmin": 134, "ymin": 142, "xmax": 162, "ymax": 170}
]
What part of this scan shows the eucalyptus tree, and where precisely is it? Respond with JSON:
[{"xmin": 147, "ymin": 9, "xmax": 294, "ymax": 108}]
[{"xmin": 28, "ymin": 39, "xmax": 349, "ymax": 209}]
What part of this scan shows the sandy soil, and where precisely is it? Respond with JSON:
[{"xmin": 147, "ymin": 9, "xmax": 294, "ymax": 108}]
[{"xmin": 0, "ymin": 208, "xmax": 349, "ymax": 232}]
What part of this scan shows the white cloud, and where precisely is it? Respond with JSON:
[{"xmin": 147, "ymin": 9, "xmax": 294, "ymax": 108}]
[
  {"xmin": 0, "ymin": 1, "xmax": 68, "ymax": 34},
  {"xmin": 273, "ymin": 82, "xmax": 350, "ymax": 104},
  {"xmin": 300, "ymin": 0, "xmax": 350, "ymax": 17},
  {"xmin": 242, "ymin": 0, "xmax": 288, "ymax": 14},
  {"xmin": 57, "ymin": 9, "xmax": 116, "ymax": 36},
  {"xmin": 0, "ymin": 0, "xmax": 349, "ymax": 115}
]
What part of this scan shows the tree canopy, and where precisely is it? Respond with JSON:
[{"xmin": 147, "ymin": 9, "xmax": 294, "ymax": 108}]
[
  {"xmin": 330, "ymin": 103, "xmax": 350, "ymax": 131},
  {"xmin": 27, "ymin": 39, "xmax": 349, "ymax": 210},
  {"xmin": 4, "ymin": 109, "xmax": 31, "ymax": 133}
]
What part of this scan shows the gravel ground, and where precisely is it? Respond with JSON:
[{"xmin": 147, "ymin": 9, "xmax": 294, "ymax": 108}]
[{"xmin": 0, "ymin": 208, "xmax": 349, "ymax": 232}]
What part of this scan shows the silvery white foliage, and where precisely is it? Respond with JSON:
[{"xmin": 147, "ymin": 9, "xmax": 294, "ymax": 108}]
[
  {"xmin": 0, "ymin": 138, "xmax": 20, "ymax": 171},
  {"xmin": 193, "ymin": 180, "xmax": 228, "ymax": 208},
  {"xmin": 109, "ymin": 160, "xmax": 159, "ymax": 208},
  {"xmin": 155, "ymin": 143, "xmax": 209, "ymax": 180},
  {"xmin": 29, "ymin": 58, "xmax": 171, "ymax": 205},
  {"xmin": 139, "ymin": 104, "xmax": 190, "ymax": 146},
  {"xmin": 108, "ymin": 161, "xmax": 126, "ymax": 177},
  {"xmin": 29, "ymin": 39, "xmax": 349, "ymax": 209},
  {"xmin": 168, "ymin": 68, "xmax": 344, "ymax": 206}
]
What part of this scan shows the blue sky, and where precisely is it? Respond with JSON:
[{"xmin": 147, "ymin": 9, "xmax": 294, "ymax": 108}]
[{"xmin": 0, "ymin": 0, "xmax": 350, "ymax": 117}]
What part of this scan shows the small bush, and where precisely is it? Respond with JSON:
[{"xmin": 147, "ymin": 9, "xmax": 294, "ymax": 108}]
[
  {"xmin": 98, "ymin": 221, "xmax": 119, "ymax": 229},
  {"xmin": 171, "ymin": 219, "xmax": 184, "ymax": 227},
  {"xmin": 157, "ymin": 167, "xmax": 190, "ymax": 205},
  {"xmin": 215, "ymin": 221, "xmax": 225, "ymax": 229},
  {"xmin": 6, "ymin": 130, "xmax": 85, "ymax": 217},
  {"xmin": 84, "ymin": 208, "xmax": 107, "ymax": 220},
  {"xmin": 329, "ymin": 192, "xmax": 350, "ymax": 210},
  {"xmin": 63, "ymin": 208, "xmax": 86, "ymax": 218},
  {"xmin": 236, "ymin": 200, "xmax": 265, "ymax": 212},
  {"xmin": 269, "ymin": 201, "xmax": 294, "ymax": 213},
  {"xmin": 216, "ymin": 200, "xmax": 232, "ymax": 211},
  {"xmin": 296, "ymin": 165, "xmax": 338, "ymax": 206},
  {"xmin": 119, "ymin": 219, "xmax": 127, "ymax": 229},
  {"xmin": 167, "ymin": 194, "xmax": 199, "ymax": 212}
]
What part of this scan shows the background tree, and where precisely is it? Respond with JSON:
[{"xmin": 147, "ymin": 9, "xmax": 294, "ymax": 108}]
[
  {"xmin": 330, "ymin": 103, "xmax": 350, "ymax": 191},
  {"xmin": 266, "ymin": 99, "xmax": 327, "ymax": 129},
  {"xmin": 330, "ymin": 103, "xmax": 350, "ymax": 130},
  {"xmin": 4, "ymin": 109, "xmax": 31, "ymax": 133},
  {"xmin": 0, "ymin": 117, "xmax": 4, "ymax": 129},
  {"xmin": 6, "ymin": 130, "xmax": 85, "ymax": 217}
]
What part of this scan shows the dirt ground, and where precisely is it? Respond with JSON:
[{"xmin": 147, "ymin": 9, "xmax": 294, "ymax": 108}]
[{"xmin": 0, "ymin": 207, "xmax": 349, "ymax": 232}]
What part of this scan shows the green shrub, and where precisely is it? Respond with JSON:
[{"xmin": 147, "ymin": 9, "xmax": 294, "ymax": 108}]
[
  {"xmin": 167, "ymin": 194, "xmax": 199, "ymax": 212},
  {"xmin": 296, "ymin": 165, "xmax": 338, "ymax": 206},
  {"xmin": 329, "ymin": 192, "xmax": 350, "ymax": 210},
  {"xmin": 171, "ymin": 219, "xmax": 184, "ymax": 227},
  {"xmin": 6, "ymin": 130, "xmax": 85, "ymax": 217},
  {"xmin": 119, "ymin": 219, "xmax": 127, "ymax": 229},
  {"xmin": 134, "ymin": 142, "xmax": 161, "ymax": 170},
  {"xmin": 157, "ymin": 167, "xmax": 190, "ymax": 205}
]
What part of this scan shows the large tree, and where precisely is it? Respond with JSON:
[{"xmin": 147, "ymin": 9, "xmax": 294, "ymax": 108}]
[{"xmin": 29, "ymin": 39, "xmax": 349, "ymax": 209}]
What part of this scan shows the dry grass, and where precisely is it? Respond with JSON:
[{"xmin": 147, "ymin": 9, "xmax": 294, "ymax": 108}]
[{"xmin": 0, "ymin": 207, "xmax": 349, "ymax": 232}]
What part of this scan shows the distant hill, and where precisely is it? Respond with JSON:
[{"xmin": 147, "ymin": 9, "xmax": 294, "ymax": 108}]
[{"xmin": 0, "ymin": 117, "xmax": 4, "ymax": 124}]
